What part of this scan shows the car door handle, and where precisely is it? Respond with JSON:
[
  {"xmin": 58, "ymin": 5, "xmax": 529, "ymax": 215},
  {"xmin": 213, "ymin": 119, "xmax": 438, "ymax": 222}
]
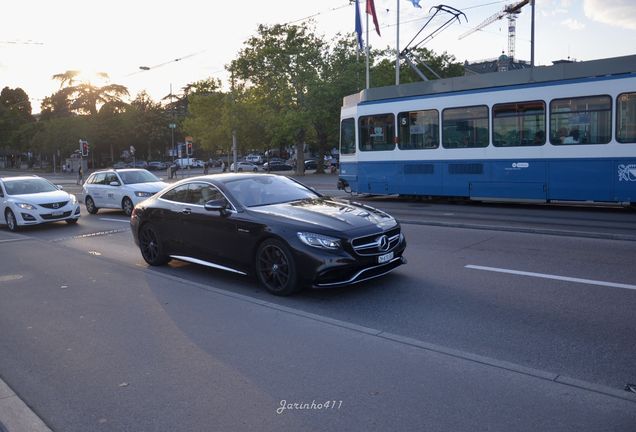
[{"xmin": 181, "ymin": 208, "xmax": 192, "ymax": 215}]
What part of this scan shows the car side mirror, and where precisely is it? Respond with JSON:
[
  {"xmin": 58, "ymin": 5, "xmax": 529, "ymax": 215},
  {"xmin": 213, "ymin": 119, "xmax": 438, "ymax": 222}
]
[
  {"xmin": 56, "ymin": 185, "xmax": 64, "ymax": 190},
  {"xmin": 204, "ymin": 198, "xmax": 228, "ymax": 214}
]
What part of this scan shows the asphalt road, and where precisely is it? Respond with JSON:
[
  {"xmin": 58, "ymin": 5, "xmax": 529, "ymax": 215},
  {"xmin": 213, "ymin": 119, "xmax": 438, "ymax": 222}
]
[{"xmin": 1, "ymin": 168, "xmax": 636, "ymax": 431}]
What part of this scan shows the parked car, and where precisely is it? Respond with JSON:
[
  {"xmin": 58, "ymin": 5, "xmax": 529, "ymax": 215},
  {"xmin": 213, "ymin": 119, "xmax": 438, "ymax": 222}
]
[
  {"xmin": 263, "ymin": 161, "xmax": 294, "ymax": 172},
  {"xmin": 245, "ymin": 154, "xmax": 264, "ymax": 165},
  {"xmin": 112, "ymin": 161, "xmax": 128, "ymax": 169},
  {"xmin": 230, "ymin": 161, "xmax": 259, "ymax": 172},
  {"xmin": 130, "ymin": 173, "xmax": 407, "ymax": 295},
  {"xmin": 304, "ymin": 159, "xmax": 317, "ymax": 170},
  {"xmin": 83, "ymin": 168, "xmax": 168, "ymax": 216},
  {"xmin": 0, "ymin": 175, "xmax": 81, "ymax": 231},
  {"xmin": 131, "ymin": 160, "xmax": 148, "ymax": 169},
  {"xmin": 148, "ymin": 161, "xmax": 168, "ymax": 171}
]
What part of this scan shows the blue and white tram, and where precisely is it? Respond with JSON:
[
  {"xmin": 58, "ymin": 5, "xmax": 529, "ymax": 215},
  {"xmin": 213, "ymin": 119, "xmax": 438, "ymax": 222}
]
[{"xmin": 337, "ymin": 55, "xmax": 636, "ymax": 205}]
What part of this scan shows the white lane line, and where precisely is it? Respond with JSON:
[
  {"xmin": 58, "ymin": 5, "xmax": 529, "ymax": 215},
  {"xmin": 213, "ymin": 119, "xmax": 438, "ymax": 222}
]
[
  {"xmin": 465, "ymin": 265, "xmax": 636, "ymax": 291},
  {"xmin": 0, "ymin": 238, "xmax": 28, "ymax": 243},
  {"xmin": 99, "ymin": 218, "xmax": 130, "ymax": 223}
]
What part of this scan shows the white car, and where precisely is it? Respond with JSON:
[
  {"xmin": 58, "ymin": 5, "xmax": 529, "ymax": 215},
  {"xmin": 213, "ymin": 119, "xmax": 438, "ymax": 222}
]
[
  {"xmin": 230, "ymin": 161, "xmax": 259, "ymax": 172},
  {"xmin": 83, "ymin": 169, "xmax": 168, "ymax": 216},
  {"xmin": 0, "ymin": 175, "xmax": 80, "ymax": 231}
]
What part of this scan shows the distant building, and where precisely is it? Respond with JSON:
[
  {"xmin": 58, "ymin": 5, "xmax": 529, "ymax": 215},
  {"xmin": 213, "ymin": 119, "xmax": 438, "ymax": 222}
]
[{"xmin": 463, "ymin": 52, "xmax": 532, "ymax": 75}]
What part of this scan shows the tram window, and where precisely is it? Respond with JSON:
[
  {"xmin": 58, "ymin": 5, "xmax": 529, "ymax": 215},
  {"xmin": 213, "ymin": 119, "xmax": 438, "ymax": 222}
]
[
  {"xmin": 398, "ymin": 110, "xmax": 439, "ymax": 150},
  {"xmin": 550, "ymin": 95, "xmax": 611, "ymax": 145},
  {"xmin": 493, "ymin": 101, "xmax": 545, "ymax": 147},
  {"xmin": 617, "ymin": 92, "xmax": 636, "ymax": 143},
  {"xmin": 359, "ymin": 114, "xmax": 395, "ymax": 151},
  {"xmin": 340, "ymin": 118, "xmax": 356, "ymax": 154},
  {"xmin": 442, "ymin": 105, "xmax": 489, "ymax": 149}
]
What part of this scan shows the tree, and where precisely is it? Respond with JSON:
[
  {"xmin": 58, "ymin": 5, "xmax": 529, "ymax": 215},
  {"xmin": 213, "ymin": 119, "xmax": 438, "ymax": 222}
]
[
  {"xmin": 0, "ymin": 87, "xmax": 35, "ymax": 151},
  {"xmin": 51, "ymin": 70, "xmax": 129, "ymax": 115},
  {"xmin": 229, "ymin": 22, "xmax": 325, "ymax": 173}
]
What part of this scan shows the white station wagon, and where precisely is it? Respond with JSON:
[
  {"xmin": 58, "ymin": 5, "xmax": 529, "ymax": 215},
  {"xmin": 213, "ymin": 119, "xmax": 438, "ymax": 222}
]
[{"xmin": 83, "ymin": 169, "xmax": 168, "ymax": 216}]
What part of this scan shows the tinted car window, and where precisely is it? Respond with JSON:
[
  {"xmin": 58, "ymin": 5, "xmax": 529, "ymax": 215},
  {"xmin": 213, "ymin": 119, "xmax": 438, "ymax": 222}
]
[
  {"xmin": 119, "ymin": 170, "xmax": 160, "ymax": 185},
  {"xmin": 187, "ymin": 183, "xmax": 223, "ymax": 205},
  {"xmin": 91, "ymin": 173, "xmax": 107, "ymax": 185},
  {"xmin": 161, "ymin": 184, "xmax": 190, "ymax": 203},
  {"xmin": 4, "ymin": 178, "xmax": 58, "ymax": 195},
  {"xmin": 105, "ymin": 173, "xmax": 119, "ymax": 184},
  {"xmin": 225, "ymin": 176, "xmax": 318, "ymax": 207}
]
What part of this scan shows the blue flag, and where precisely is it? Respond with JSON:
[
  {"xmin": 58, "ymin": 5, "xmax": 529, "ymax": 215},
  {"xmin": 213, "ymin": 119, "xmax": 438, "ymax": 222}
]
[
  {"xmin": 408, "ymin": 0, "xmax": 422, "ymax": 7},
  {"xmin": 355, "ymin": 0, "xmax": 363, "ymax": 50}
]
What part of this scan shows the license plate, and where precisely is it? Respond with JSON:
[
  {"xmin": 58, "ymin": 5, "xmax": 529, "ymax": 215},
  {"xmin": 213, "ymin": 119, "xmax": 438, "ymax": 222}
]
[
  {"xmin": 378, "ymin": 251, "xmax": 394, "ymax": 264},
  {"xmin": 52, "ymin": 211, "xmax": 63, "ymax": 217}
]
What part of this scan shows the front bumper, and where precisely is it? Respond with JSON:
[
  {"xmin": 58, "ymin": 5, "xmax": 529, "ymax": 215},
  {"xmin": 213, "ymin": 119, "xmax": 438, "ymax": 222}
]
[
  {"xmin": 15, "ymin": 204, "xmax": 81, "ymax": 226},
  {"xmin": 294, "ymin": 237, "xmax": 407, "ymax": 289}
]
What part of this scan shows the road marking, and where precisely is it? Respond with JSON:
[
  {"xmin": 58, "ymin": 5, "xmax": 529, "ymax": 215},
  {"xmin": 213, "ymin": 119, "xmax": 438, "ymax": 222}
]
[
  {"xmin": 0, "ymin": 274, "xmax": 23, "ymax": 282},
  {"xmin": 0, "ymin": 238, "xmax": 27, "ymax": 244},
  {"xmin": 99, "ymin": 218, "xmax": 130, "ymax": 223},
  {"xmin": 466, "ymin": 265, "xmax": 636, "ymax": 291}
]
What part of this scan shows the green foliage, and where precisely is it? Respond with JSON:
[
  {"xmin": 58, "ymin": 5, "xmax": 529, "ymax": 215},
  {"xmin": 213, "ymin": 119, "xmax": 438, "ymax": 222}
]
[
  {"xmin": 2, "ymin": 23, "xmax": 465, "ymax": 170},
  {"xmin": 0, "ymin": 87, "xmax": 35, "ymax": 151}
]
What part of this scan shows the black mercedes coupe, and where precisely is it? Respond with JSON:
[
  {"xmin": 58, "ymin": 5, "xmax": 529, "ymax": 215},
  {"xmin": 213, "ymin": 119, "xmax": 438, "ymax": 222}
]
[{"xmin": 130, "ymin": 173, "xmax": 406, "ymax": 295}]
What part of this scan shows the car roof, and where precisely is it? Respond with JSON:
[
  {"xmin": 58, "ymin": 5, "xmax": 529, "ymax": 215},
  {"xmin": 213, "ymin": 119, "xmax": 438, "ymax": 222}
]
[
  {"xmin": 0, "ymin": 175, "xmax": 44, "ymax": 182},
  {"xmin": 170, "ymin": 172, "xmax": 276, "ymax": 186},
  {"xmin": 91, "ymin": 168, "xmax": 148, "ymax": 174}
]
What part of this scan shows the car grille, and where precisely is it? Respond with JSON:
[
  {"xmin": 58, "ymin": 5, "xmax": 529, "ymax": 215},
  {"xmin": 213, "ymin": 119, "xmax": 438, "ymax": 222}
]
[
  {"xmin": 351, "ymin": 226, "xmax": 401, "ymax": 256},
  {"xmin": 41, "ymin": 211, "xmax": 72, "ymax": 220},
  {"xmin": 40, "ymin": 201, "xmax": 68, "ymax": 209}
]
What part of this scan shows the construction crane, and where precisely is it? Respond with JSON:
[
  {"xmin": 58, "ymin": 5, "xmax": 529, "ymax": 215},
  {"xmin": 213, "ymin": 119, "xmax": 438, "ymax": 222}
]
[{"xmin": 459, "ymin": 0, "xmax": 530, "ymax": 60}]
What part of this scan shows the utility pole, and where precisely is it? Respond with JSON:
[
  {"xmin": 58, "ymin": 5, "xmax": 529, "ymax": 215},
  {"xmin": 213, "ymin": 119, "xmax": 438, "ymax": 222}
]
[
  {"xmin": 530, "ymin": 0, "xmax": 535, "ymax": 67},
  {"xmin": 396, "ymin": 0, "xmax": 400, "ymax": 85}
]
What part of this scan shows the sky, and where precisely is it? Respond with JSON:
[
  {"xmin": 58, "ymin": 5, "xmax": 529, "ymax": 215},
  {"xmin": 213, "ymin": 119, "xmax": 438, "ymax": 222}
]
[{"xmin": 1, "ymin": 0, "xmax": 635, "ymax": 114}]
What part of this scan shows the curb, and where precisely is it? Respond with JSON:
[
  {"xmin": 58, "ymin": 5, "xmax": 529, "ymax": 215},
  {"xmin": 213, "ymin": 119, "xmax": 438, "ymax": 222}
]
[{"xmin": 0, "ymin": 378, "xmax": 52, "ymax": 432}]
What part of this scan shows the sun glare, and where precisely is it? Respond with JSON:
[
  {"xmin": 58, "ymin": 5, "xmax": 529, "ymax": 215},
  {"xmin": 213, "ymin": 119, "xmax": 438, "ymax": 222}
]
[{"xmin": 76, "ymin": 70, "xmax": 110, "ymax": 84}]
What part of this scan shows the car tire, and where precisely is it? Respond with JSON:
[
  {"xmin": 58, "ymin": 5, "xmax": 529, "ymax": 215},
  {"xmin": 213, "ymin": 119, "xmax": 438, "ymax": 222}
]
[
  {"xmin": 66, "ymin": 218, "xmax": 78, "ymax": 225},
  {"xmin": 255, "ymin": 238, "xmax": 300, "ymax": 296},
  {"xmin": 122, "ymin": 197, "xmax": 134, "ymax": 216},
  {"xmin": 238, "ymin": 168, "xmax": 243, "ymax": 172},
  {"xmin": 85, "ymin": 196, "xmax": 98, "ymax": 214},
  {"xmin": 253, "ymin": 168, "xmax": 257, "ymax": 172},
  {"xmin": 138, "ymin": 223, "xmax": 169, "ymax": 266},
  {"xmin": 5, "ymin": 209, "xmax": 18, "ymax": 232}
]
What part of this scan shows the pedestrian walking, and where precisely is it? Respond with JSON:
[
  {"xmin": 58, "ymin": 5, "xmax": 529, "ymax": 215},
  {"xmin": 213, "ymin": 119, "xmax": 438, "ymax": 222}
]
[{"xmin": 77, "ymin": 165, "xmax": 83, "ymax": 185}]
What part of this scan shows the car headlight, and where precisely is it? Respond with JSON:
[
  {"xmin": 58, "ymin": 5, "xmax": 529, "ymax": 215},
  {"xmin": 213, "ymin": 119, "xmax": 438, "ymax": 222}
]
[
  {"xmin": 297, "ymin": 232, "xmax": 341, "ymax": 250},
  {"xmin": 134, "ymin": 191, "xmax": 154, "ymax": 198},
  {"xmin": 69, "ymin": 194, "xmax": 77, "ymax": 205},
  {"xmin": 16, "ymin": 202, "xmax": 36, "ymax": 210}
]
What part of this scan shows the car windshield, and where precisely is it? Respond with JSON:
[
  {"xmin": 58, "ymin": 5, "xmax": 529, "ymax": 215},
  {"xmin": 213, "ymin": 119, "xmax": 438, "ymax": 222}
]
[
  {"xmin": 224, "ymin": 176, "xmax": 319, "ymax": 207},
  {"xmin": 119, "ymin": 170, "xmax": 160, "ymax": 185},
  {"xmin": 4, "ymin": 178, "xmax": 58, "ymax": 195}
]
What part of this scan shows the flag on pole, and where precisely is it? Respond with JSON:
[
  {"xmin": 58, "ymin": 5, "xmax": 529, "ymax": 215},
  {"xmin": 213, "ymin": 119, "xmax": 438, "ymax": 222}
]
[
  {"xmin": 408, "ymin": 0, "xmax": 422, "ymax": 8},
  {"xmin": 366, "ymin": 0, "xmax": 381, "ymax": 36},
  {"xmin": 355, "ymin": 0, "xmax": 363, "ymax": 50}
]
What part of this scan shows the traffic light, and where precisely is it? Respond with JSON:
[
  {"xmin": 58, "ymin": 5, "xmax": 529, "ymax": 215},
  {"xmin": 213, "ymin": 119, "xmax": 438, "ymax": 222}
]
[
  {"xmin": 80, "ymin": 140, "xmax": 89, "ymax": 157},
  {"xmin": 186, "ymin": 141, "xmax": 193, "ymax": 156}
]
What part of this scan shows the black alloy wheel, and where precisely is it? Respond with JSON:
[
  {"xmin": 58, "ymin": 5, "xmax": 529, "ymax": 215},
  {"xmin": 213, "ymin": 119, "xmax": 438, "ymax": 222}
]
[
  {"xmin": 85, "ymin": 196, "xmax": 98, "ymax": 214},
  {"xmin": 139, "ymin": 224, "xmax": 169, "ymax": 266},
  {"xmin": 122, "ymin": 197, "xmax": 134, "ymax": 216},
  {"xmin": 5, "ymin": 209, "xmax": 18, "ymax": 232},
  {"xmin": 256, "ymin": 239, "xmax": 299, "ymax": 296}
]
